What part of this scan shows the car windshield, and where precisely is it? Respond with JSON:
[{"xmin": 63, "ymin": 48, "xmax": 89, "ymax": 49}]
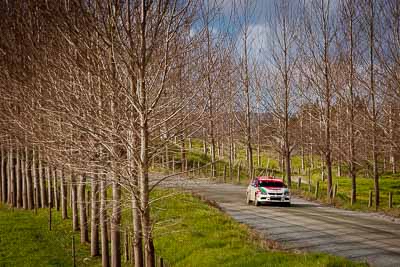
[{"xmin": 259, "ymin": 181, "xmax": 285, "ymax": 188}]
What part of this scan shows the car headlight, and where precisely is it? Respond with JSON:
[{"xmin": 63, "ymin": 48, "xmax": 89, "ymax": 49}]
[{"xmin": 284, "ymin": 190, "xmax": 289, "ymax": 196}]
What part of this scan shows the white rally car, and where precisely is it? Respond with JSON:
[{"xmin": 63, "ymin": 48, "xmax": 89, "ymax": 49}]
[{"xmin": 246, "ymin": 177, "xmax": 291, "ymax": 206}]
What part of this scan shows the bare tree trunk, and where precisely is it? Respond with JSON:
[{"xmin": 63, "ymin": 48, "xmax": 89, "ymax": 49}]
[
  {"xmin": 25, "ymin": 146, "xmax": 33, "ymax": 210},
  {"xmin": 180, "ymin": 135, "xmax": 186, "ymax": 172},
  {"xmin": 132, "ymin": 196, "xmax": 143, "ymax": 267},
  {"xmin": 111, "ymin": 175, "xmax": 121, "ymax": 267},
  {"xmin": 71, "ymin": 172, "xmax": 79, "ymax": 231},
  {"xmin": 369, "ymin": 0, "xmax": 379, "ymax": 208},
  {"xmin": 100, "ymin": 177, "xmax": 110, "ymax": 267},
  {"xmin": 46, "ymin": 164, "xmax": 52, "ymax": 208},
  {"xmin": 52, "ymin": 167, "xmax": 59, "ymax": 211},
  {"xmin": 323, "ymin": 13, "xmax": 333, "ymax": 201},
  {"xmin": 21, "ymin": 147, "xmax": 27, "ymax": 209},
  {"xmin": 79, "ymin": 174, "xmax": 88, "ymax": 243},
  {"xmin": 38, "ymin": 148, "xmax": 47, "ymax": 208},
  {"xmin": 202, "ymin": 128, "xmax": 208, "ymax": 156},
  {"xmin": 16, "ymin": 146, "xmax": 22, "ymax": 208},
  {"xmin": 60, "ymin": 169, "xmax": 68, "ymax": 219},
  {"xmin": 127, "ymin": 128, "xmax": 143, "ymax": 267},
  {"xmin": 347, "ymin": 7, "xmax": 357, "ymax": 201},
  {"xmin": 244, "ymin": 44, "xmax": 253, "ymax": 180},
  {"xmin": 1, "ymin": 145, "xmax": 6, "ymax": 203},
  {"xmin": 9, "ymin": 146, "xmax": 16, "ymax": 207},
  {"xmin": 32, "ymin": 147, "xmax": 39, "ymax": 209},
  {"xmin": 389, "ymin": 106, "xmax": 396, "ymax": 173},
  {"xmin": 91, "ymin": 175, "xmax": 100, "ymax": 257},
  {"xmin": 300, "ymin": 109, "xmax": 305, "ymax": 172}
]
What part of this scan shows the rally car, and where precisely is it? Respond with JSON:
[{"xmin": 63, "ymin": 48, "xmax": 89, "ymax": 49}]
[{"xmin": 246, "ymin": 177, "xmax": 291, "ymax": 206}]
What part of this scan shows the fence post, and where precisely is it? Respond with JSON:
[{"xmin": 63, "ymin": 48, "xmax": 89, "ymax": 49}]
[
  {"xmin": 368, "ymin": 191, "xmax": 373, "ymax": 208},
  {"xmin": 34, "ymin": 187, "xmax": 37, "ymax": 215},
  {"xmin": 315, "ymin": 181, "xmax": 319, "ymax": 198},
  {"xmin": 172, "ymin": 156, "xmax": 175, "ymax": 173},
  {"xmin": 333, "ymin": 183, "xmax": 337, "ymax": 198},
  {"xmin": 159, "ymin": 257, "xmax": 164, "ymax": 267},
  {"xmin": 389, "ymin": 192, "xmax": 393, "ymax": 209},
  {"xmin": 223, "ymin": 164, "xmax": 227, "ymax": 183},
  {"xmin": 237, "ymin": 163, "xmax": 241, "ymax": 184},
  {"xmin": 335, "ymin": 181, "xmax": 338, "ymax": 196},
  {"xmin": 297, "ymin": 178, "xmax": 301, "ymax": 189}
]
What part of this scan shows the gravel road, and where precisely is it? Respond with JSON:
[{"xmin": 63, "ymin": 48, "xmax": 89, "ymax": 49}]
[{"xmin": 156, "ymin": 175, "xmax": 400, "ymax": 267}]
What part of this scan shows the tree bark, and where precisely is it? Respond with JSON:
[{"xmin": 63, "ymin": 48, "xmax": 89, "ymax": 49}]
[
  {"xmin": 132, "ymin": 195, "xmax": 143, "ymax": 267},
  {"xmin": 1, "ymin": 145, "xmax": 6, "ymax": 203},
  {"xmin": 9, "ymin": 146, "xmax": 16, "ymax": 207},
  {"xmin": 100, "ymin": 177, "xmax": 110, "ymax": 267},
  {"xmin": 25, "ymin": 146, "xmax": 33, "ymax": 210},
  {"xmin": 91, "ymin": 175, "xmax": 100, "ymax": 257},
  {"xmin": 78, "ymin": 174, "xmax": 88, "ymax": 243},
  {"xmin": 32, "ymin": 147, "xmax": 39, "ymax": 209},
  {"xmin": 46, "ymin": 164, "xmax": 52, "ymax": 208},
  {"xmin": 368, "ymin": 0, "xmax": 379, "ymax": 208},
  {"xmin": 52, "ymin": 167, "xmax": 59, "ymax": 211},
  {"xmin": 71, "ymin": 172, "xmax": 79, "ymax": 231},
  {"xmin": 60, "ymin": 168, "xmax": 68, "ymax": 219},
  {"xmin": 16, "ymin": 146, "xmax": 22, "ymax": 208},
  {"xmin": 21, "ymin": 147, "xmax": 27, "ymax": 209},
  {"xmin": 38, "ymin": 148, "xmax": 47, "ymax": 208},
  {"xmin": 111, "ymin": 175, "xmax": 121, "ymax": 267}
]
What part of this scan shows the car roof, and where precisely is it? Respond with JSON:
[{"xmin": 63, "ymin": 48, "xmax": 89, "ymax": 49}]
[{"xmin": 257, "ymin": 176, "xmax": 284, "ymax": 182}]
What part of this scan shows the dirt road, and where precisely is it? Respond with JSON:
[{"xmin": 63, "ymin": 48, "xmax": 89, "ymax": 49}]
[{"xmin": 158, "ymin": 175, "xmax": 400, "ymax": 267}]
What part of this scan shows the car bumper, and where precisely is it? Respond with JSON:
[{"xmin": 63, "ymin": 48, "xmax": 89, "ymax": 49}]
[{"xmin": 257, "ymin": 195, "xmax": 290, "ymax": 203}]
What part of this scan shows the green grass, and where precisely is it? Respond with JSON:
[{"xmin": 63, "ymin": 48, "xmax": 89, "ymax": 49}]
[
  {"xmin": 295, "ymin": 172, "xmax": 400, "ymax": 216},
  {"xmin": 152, "ymin": 190, "xmax": 366, "ymax": 267},
  {"xmin": 0, "ymin": 204, "xmax": 101, "ymax": 267},
  {"xmin": 0, "ymin": 190, "xmax": 366, "ymax": 267}
]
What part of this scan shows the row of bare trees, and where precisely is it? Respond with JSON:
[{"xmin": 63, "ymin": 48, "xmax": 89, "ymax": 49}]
[
  {"xmin": 0, "ymin": 0, "xmax": 211, "ymax": 266},
  {"xmin": 192, "ymin": 0, "xmax": 400, "ymax": 207},
  {"xmin": 0, "ymin": 0, "xmax": 399, "ymax": 266}
]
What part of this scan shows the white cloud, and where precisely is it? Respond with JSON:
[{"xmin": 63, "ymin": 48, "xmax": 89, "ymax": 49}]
[{"xmin": 236, "ymin": 23, "xmax": 272, "ymax": 62}]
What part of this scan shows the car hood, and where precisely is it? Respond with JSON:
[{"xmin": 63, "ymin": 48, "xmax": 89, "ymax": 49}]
[{"xmin": 259, "ymin": 187, "xmax": 288, "ymax": 193}]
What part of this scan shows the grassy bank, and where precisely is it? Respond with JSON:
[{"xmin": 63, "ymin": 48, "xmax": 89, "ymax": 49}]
[
  {"xmin": 152, "ymin": 190, "xmax": 366, "ymax": 267},
  {"xmin": 0, "ymin": 190, "xmax": 366, "ymax": 267},
  {"xmin": 0, "ymin": 203, "xmax": 101, "ymax": 267},
  {"xmin": 293, "ymin": 174, "xmax": 400, "ymax": 217}
]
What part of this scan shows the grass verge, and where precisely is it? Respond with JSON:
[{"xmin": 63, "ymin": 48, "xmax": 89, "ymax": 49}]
[
  {"xmin": 152, "ymin": 189, "xmax": 367, "ymax": 267},
  {"xmin": 0, "ymin": 203, "xmax": 101, "ymax": 267},
  {"xmin": 0, "ymin": 189, "xmax": 367, "ymax": 267}
]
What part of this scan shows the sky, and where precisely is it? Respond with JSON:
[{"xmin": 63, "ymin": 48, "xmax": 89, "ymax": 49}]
[{"xmin": 213, "ymin": 0, "xmax": 294, "ymax": 59}]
